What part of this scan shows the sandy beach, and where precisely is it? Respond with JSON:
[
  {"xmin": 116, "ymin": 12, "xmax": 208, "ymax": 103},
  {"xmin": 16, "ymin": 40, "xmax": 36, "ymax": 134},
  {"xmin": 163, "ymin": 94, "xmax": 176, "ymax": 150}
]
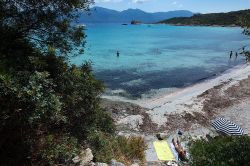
[
  {"xmin": 101, "ymin": 63, "xmax": 250, "ymax": 164},
  {"xmin": 103, "ymin": 63, "xmax": 250, "ymax": 128}
]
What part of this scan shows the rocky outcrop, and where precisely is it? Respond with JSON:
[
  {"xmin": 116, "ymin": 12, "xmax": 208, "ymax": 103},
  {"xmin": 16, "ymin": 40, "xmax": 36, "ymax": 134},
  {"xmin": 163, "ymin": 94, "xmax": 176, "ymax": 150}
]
[
  {"xmin": 101, "ymin": 99, "xmax": 157, "ymax": 133},
  {"xmin": 110, "ymin": 159, "xmax": 125, "ymax": 166},
  {"xmin": 72, "ymin": 148, "xmax": 94, "ymax": 166},
  {"xmin": 71, "ymin": 148, "xmax": 131, "ymax": 166},
  {"xmin": 130, "ymin": 163, "xmax": 140, "ymax": 166},
  {"xmin": 117, "ymin": 115, "xmax": 143, "ymax": 131},
  {"xmin": 156, "ymin": 133, "xmax": 168, "ymax": 140},
  {"xmin": 95, "ymin": 163, "xmax": 109, "ymax": 166}
]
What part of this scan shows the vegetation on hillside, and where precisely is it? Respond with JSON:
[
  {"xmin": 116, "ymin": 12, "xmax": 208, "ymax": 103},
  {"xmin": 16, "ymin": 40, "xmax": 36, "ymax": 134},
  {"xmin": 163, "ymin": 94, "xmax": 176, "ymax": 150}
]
[
  {"xmin": 240, "ymin": 11, "xmax": 250, "ymax": 61},
  {"xmin": 159, "ymin": 9, "xmax": 250, "ymax": 26},
  {"xmin": 189, "ymin": 136, "xmax": 250, "ymax": 166}
]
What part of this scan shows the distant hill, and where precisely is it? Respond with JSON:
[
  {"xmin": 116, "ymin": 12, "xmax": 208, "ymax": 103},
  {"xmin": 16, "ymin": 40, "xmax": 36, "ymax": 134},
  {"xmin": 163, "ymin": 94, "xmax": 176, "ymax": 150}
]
[
  {"xmin": 159, "ymin": 9, "xmax": 250, "ymax": 26},
  {"xmin": 78, "ymin": 7, "xmax": 193, "ymax": 23}
]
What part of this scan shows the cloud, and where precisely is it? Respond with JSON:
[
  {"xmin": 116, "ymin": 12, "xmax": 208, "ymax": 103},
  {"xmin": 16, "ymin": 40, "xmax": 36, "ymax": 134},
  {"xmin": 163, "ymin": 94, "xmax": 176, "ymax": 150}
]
[
  {"xmin": 171, "ymin": 1, "xmax": 183, "ymax": 8},
  {"xmin": 95, "ymin": 0, "xmax": 123, "ymax": 3},
  {"xmin": 95, "ymin": 0, "xmax": 150, "ymax": 4},
  {"xmin": 172, "ymin": 1, "xmax": 177, "ymax": 5},
  {"xmin": 132, "ymin": 0, "xmax": 150, "ymax": 4}
]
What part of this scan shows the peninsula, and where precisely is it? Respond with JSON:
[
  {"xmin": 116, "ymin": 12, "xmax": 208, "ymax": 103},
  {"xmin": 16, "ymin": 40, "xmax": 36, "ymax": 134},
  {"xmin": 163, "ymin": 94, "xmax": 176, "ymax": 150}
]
[{"xmin": 159, "ymin": 9, "xmax": 250, "ymax": 27}]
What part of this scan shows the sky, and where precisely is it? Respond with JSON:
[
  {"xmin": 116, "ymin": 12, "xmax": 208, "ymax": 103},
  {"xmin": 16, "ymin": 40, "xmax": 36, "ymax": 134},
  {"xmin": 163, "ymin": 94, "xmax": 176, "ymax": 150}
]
[{"xmin": 94, "ymin": 0, "xmax": 250, "ymax": 13}]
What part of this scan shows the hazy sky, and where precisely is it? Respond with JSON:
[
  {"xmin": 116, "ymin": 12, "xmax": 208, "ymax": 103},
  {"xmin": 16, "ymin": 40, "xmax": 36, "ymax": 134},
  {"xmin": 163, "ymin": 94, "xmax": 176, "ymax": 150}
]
[{"xmin": 94, "ymin": 0, "xmax": 250, "ymax": 13}]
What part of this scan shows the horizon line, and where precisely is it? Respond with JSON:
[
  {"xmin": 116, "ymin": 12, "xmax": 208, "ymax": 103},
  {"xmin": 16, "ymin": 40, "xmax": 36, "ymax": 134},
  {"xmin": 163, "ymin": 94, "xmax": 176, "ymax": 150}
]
[{"xmin": 91, "ymin": 5, "xmax": 250, "ymax": 14}]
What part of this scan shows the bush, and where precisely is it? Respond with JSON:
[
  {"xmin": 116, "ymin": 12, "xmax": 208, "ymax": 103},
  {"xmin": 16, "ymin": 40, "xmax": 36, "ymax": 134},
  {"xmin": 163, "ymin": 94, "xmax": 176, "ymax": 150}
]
[
  {"xmin": 0, "ymin": 57, "xmax": 115, "ymax": 165},
  {"xmin": 88, "ymin": 132, "xmax": 146, "ymax": 165},
  {"xmin": 37, "ymin": 134, "xmax": 79, "ymax": 165},
  {"xmin": 189, "ymin": 136, "xmax": 250, "ymax": 166}
]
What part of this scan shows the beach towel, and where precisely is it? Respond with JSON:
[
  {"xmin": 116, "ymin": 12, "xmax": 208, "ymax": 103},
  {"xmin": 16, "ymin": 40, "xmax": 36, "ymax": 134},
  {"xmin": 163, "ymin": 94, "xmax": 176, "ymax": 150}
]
[{"xmin": 153, "ymin": 141, "xmax": 175, "ymax": 161}]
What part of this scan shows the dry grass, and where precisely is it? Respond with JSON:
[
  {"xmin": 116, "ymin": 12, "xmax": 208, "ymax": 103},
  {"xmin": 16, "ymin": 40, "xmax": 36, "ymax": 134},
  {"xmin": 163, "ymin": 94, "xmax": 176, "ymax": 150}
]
[
  {"xmin": 161, "ymin": 111, "xmax": 209, "ymax": 132},
  {"xmin": 115, "ymin": 136, "xmax": 146, "ymax": 164},
  {"xmin": 202, "ymin": 90, "xmax": 232, "ymax": 115},
  {"xmin": 225, "ymin": 76, "xmax": 250, "ymax": 98},
  {"xmin": 139, "ymin": 111, "xmax": 158, "ymax": 133},
  {"xmin": 202, "ymin": 76, "xmax": 250, "ymax": 116},
  {"xmin": 89, "ymin": 132, "xmax": 147, "ymax": 165}
]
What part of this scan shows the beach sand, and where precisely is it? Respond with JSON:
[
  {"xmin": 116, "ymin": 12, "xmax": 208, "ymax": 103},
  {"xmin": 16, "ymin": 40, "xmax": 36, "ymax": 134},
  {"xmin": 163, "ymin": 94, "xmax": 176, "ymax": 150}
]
[{"xmin": 103, "ymin": 63, "xmax": 250, "ymax": 128}]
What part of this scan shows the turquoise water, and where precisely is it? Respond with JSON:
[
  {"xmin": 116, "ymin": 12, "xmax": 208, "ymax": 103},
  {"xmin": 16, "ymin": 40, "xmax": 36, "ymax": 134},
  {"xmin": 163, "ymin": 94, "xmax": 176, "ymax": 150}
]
[{"xmin": 71, "ymin": 24, "xmax": 250, "ymax": 98}]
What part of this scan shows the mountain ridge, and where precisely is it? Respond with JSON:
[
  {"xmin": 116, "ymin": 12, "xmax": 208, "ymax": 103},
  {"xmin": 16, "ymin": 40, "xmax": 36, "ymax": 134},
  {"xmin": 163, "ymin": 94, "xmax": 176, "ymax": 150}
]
[{"xmin": 78, "ymin": 6, "xmax": 193, "ymax": 23}]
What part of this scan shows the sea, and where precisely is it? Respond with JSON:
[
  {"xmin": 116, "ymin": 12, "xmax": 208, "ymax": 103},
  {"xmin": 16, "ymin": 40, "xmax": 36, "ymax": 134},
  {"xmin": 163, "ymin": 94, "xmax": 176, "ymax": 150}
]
[{"xmin": 70, "ymin": 23, "xmax": 250, "ymax": 99}]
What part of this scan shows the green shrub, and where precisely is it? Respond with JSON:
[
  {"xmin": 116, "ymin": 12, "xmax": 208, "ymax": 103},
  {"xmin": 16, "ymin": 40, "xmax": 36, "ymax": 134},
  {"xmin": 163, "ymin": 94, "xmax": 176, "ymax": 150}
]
[
  {"xmin": 88, "ymin": 131, "xmax": 114, "ymax": 163},
  {"xmin": 38, "ymin": 134, "xmax": 79, "ymax": 165},
  {"xmin": 189, "ymin": 136, "xmax": 250, "ymax": 166}
]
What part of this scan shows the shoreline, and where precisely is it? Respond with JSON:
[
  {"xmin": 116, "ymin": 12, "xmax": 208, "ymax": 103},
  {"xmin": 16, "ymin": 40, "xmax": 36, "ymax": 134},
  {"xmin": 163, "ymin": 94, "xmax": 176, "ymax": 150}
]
[
  {"xmin": 156, "ymin": 23, "xmax": 240, "ymax": 28},
  {"xmin": 102, "ymin": 63, "xmax": 248, "ymax": 102},
  {"xmin": 102, "ymin": 63, "xmax": 250, "ymax": 126}
]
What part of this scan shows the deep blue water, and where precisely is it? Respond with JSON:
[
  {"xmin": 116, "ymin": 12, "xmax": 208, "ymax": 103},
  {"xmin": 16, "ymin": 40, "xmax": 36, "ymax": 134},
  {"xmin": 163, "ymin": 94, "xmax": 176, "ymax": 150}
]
[{"xmin": 71, "ymin": 23, "xmax": 250, "ymax": 98}]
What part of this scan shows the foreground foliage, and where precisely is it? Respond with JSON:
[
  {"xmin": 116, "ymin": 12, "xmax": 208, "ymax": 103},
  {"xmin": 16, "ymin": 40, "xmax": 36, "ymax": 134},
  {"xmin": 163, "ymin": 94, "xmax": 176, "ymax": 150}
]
[
  {"xmin": 0, "ymin": 53, "xmax": 115, "ymax": 165},
  {"xmin": 0, "ymin": 0, "xmax": 117, "ymax": 165},
  {"xmin": 189, "ymin": 136, "xmax": 250, "ymax": 166}
]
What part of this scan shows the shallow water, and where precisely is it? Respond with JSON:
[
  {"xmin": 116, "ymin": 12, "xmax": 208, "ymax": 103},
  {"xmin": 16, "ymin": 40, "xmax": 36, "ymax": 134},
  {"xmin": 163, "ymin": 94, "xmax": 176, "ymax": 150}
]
[{"xmin": 71, "ymin": 23, "xmax": 250, "ymax": 98}]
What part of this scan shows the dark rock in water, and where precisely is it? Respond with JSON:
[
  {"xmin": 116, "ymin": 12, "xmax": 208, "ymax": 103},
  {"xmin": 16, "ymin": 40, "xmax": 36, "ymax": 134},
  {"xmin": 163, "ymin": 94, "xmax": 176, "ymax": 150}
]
[
  {"xmin": 122, "ymin": 23, "xmax": 128, "ymax": 25},
  {"xmin": 131, "ymin": 20, "xmax": 142, "ymax": 25}
]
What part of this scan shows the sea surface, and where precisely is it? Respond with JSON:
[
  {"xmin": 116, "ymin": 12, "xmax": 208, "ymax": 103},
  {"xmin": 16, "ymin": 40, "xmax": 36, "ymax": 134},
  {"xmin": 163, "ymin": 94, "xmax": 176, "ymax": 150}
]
[{"xmin": 71, "ymin": 23, "xmax": 250, "ymax": 99}]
